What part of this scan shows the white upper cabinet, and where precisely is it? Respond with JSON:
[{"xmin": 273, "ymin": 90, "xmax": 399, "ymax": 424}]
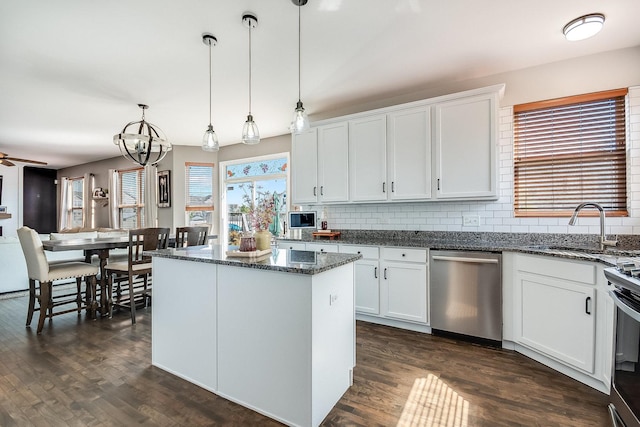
[
  {"xmin": 387, "ymin": 106, "xmax": 432, "ymax": 200},
  {"xmin": 291, "ymin": 129, "xmax": 318, "ymax": 204},
  {"xmin": 349, "ymin": 114, "xmax": 387, "ymax": 202},
  {"xmin": 318, "ymin": 122, "xmax": 349, "ymax": 203},
  {"xmin": 434, "ymin": 91, "xmax": 499, "ymax": 200},
  {"xmin": 292, "ymin": 84, "xmax": 503, "ymax": 205}
]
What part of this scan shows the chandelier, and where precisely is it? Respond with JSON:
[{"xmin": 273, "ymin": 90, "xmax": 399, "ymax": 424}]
[{"xmin": 113, "ymin": 104, "xmax": 172, "ymax": 166}]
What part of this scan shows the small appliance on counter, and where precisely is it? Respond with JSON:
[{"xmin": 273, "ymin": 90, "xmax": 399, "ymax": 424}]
[{"xmin": 287, "ymin": 211, "xmax": 316, "ymax": 239}]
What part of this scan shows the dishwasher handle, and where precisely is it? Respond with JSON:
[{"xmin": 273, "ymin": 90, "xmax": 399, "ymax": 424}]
[{"xmin": 431, "ymin": 255, "xmax": 499, "ymax": 264}]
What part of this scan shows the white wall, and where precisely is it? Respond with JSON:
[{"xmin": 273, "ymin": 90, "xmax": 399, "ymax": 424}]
[
  {"xmin": 297, "ymin": 47, "xmax": 640, "ymax": 236},
  {"xmin": 0, "ymin": 165, "xmax": 23, "ymax": 237},
  {"xmin": 306, "ymin": 87, "xmax": 640, "ymax": 236}
]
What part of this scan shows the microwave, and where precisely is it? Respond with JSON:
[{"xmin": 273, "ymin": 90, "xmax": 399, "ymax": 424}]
[{"xmin": 288, "ymin": 211, "xmax": 317, "ymax": 229}]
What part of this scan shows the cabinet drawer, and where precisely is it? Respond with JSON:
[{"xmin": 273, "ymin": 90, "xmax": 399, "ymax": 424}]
[
  {"xmin": 306, "ymin": 243, "xmax": 339, "ymax": 253},
  {"xmin": 339, "ymin": 245, "xmax": 379, "ymax": 259},
  {"xmin": 516, "ymin": 254, "xmax": 596, "ymax": 285},
  {"xmin": 382, "ymin": 247, "xmax": 427, "ymax": 263},
  {"xmin": 278, "ymin": 241, "xmax": 307, "ymax": 251}
]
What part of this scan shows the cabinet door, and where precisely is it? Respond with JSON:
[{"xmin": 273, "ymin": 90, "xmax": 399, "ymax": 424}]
[
  {"xmin": 354, "ymin": 259, "xmax": 380, "ymax": 315},
  {"xmin": 305, "ymin": 243, "xmax": 338, "ymax": 253},
  {"xmin": 349, "ymin": 115, "xmax": 387, "ymax": 202},
  {"xmin": 434, "ymin": 93, "xmax": 497, "ymax": 199},
  {"xmin": 291, "ymin": 129, "xmax": 318, "ymax": 204},
  {"xmin": 387, "ymin": 106, "xmax": 432, "ymax": 200},
  {"xmin": 277, "ymin": 241, "xmax": 307, "ymax": 251},
  {"xmin": 381, "ymin": 261, "xmax": 427, "ymax": 323},
  {"xmin": 515, "ymin": 271, "xmax": 596, "ymax": 373},
  {"xmin": 318, "ymin": 122, "xmax": 349, "ymax": 202}
]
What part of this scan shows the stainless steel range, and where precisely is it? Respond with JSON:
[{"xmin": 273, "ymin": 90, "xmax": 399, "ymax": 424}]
[{"xmin": 604, "ymin": 264, "xmax": 640, "ymax": 427}]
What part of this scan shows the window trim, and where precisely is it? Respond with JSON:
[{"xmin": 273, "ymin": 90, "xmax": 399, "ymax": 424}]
[{"xmin": 117, "ymin": 167, "xmax": 145, "ymax": 229}]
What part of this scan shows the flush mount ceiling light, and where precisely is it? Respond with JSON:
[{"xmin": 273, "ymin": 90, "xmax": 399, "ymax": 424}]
[
  {"xmin": 289, "ymin": 0, "xmax": 310, "ymax": 134},
  {"xmin": 113, "ymin": 104, "xmax": 171, "ymax": 166},
  {"xmin": 242, "ymin": 13, "xmax": 260, "ymax": 145},
  {"xmin": 563, "ymin": 13, "xmax": 605, "ymax": 41},
  {"xmin": 202, "ymin": 33, "xmax": 219, "ymax": 152}
]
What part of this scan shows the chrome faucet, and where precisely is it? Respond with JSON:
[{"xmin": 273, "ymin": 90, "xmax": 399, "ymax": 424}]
[{"xmin": 568, "ymin": 202, "xmax": 617, "ymax": 249}]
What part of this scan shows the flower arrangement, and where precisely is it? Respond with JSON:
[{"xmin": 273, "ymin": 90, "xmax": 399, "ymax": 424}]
[{"xmin": 243, "ymin": 186, "xmax": 276, "ymax": 232}]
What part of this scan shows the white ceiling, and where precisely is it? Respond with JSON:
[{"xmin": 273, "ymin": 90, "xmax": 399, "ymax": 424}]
[{"xmin": 1, "ymin": 0, "xmax": 639, "ymax": 169}]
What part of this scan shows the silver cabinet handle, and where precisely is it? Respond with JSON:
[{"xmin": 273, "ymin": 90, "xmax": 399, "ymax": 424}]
[
  {"xmin": 431, "ymin": 255, "xmax": 499, "ymax": 264},
  {"xmin": 374, "ymin": 267, "xmax": 378, "ymax": 279},
  {"xmin": 313, "ymin": 186, "xmax": 317, "ymax": 196},
  {"xmin": 320, "ymin": 186, "xmax": 324, "ymax": 196},
  {"xmin": 382, "ymin": 182, "xmax": 386, "ymax": 193},
  {"xmin": 384, "ymin": 268, "xmax": 387, "ymax": 279},
  {"xmin": 391, "ymin": 181, "xmax": 395, "ymax": 193}
]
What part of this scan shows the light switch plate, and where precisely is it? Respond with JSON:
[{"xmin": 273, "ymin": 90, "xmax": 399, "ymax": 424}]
[{"xmin": 463, "ymin": 214, "xmax": 480, "ymax": 226}]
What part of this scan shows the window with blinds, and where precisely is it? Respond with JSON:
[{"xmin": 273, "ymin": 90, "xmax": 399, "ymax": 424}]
[
  {"xmin": 186, "ymin": 162, "xmax": 214, "ymax": 226},
  {"xmin": 69, "ymin": 177, "xmax": 84, "ymax": 227},
  {"xmin": 118, "ymin": 168, "xmax": 145, "ymax": 229},
  {"xmin": 513, "ymin": 89, "xmax": 627, "ymax": 217}
]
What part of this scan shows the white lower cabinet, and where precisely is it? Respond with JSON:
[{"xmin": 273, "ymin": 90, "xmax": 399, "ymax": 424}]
[
  {"xmin": 277, "ymin": 241, "xmax": 307, "ymax": 251},
  {"xmin": 340, "ymin": 245, "xmax": 380, "ymax": 315},
  {"xmin": 515, "ymin": 271, "xmax": 596, "ymax": 372},
  {"xmin": 380, "ymin": 247, "xmax": 428, "ymax": 323},
  {"xmin": 509, "ymin": 252, "xmax": 611, "ymax": 393}
]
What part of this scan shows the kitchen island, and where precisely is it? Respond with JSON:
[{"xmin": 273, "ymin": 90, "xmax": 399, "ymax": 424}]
[{"xmin": 145, "ymin": 245, "xmax": 361, "ymax": 427}]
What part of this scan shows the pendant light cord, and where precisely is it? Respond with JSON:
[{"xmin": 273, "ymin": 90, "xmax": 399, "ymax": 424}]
[
  {"xmin": 248, "ymin": 23, "xmax": 252, "ymax": 116},
  {"xmin": 298, "ymin": 4, "xmax": 302, "ymax": 103},
  {"xmin": 208, "ymin": 40, "xmax": 212, "ymax": 126}
]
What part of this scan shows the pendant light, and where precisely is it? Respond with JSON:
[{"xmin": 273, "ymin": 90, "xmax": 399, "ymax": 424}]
[
  {"xmin": 113, "ymin": 104, "xmax": 171, "ymax": 166},
  {"xmin": 290, "ymin": 0, "xmax": 310, "ymax": 134},
  {"xmin": 202, "ymin": 33, "xmax": 219, "ymax": 152},
  {"xmin": 242, "ymin": 13, "xmax": 260, "ymax": 145}
]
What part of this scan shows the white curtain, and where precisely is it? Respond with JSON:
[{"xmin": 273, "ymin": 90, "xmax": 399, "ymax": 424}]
[
  {"xmin": 108, "ymin": 169, "xmax": 119, "ymax": 229},
  {"xmin": 58, "ymin": 177, "xmax": 70, "ymax": 231},
  {"xmin": 144, "ymin": 164, "xmax": 158, "ymax": 227},
  {"xmin": 83, "ymin": 173, "xmax": 94, "ymax": 229}
]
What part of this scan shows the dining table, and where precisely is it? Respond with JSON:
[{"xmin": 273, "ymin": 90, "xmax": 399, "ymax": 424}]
[{"xmin": 42, "ymin": 236, "xmax": 130, "ymax": 316}]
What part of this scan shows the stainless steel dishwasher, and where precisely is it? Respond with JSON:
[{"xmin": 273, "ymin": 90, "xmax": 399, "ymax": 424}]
[{"xmin": 429, "ymin": 250, "xmax": 502, "ymax": 342}]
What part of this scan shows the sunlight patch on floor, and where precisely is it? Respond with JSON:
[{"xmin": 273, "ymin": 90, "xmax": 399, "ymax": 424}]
[{"xmin": 397, "ymin": 374, "xmax": 469, "ymax": 427}]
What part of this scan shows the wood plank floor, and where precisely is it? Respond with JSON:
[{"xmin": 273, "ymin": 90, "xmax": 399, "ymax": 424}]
[{"xmin": 0, "ymin": 294, "xmax": 609, "ymax": 426}]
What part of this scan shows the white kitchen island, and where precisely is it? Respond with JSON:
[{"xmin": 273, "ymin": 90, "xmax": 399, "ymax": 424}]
[{"xmin": 145, "ymin": 245, "xmax": 360, "ymax": 427}]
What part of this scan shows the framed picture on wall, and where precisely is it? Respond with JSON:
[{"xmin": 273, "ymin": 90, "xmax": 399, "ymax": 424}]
[{"xmin": 157, "ymin": 170, "xmax": 171, "ymax": 208}]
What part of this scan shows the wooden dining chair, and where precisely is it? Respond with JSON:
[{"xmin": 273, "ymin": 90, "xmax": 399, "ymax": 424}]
[
  {"xmin": 17, "ymin": 226, "xmax": 99, "ymax": 334},
  {"xmin": 104, "ymin": 227, "xmax": 169, "ymax": 324},
  {"xmin": 175, "ymin": 226, "xmax": 208, "ymax": 247}
]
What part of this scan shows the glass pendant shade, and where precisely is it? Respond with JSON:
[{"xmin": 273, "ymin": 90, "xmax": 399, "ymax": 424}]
[
  {"xmin": 290, "ymin": 100, "xmax": 310, "ymax": 133},
  {"xmin": 113, "ymin": 104, "xmax": 171, "ymax": 166},
  {"xmin": 242, "ymin": 114, "xmax": 260, "ymax": 145},
  {"xmin": 202, "ymin": 124, "xmax": 219, "ymax": 152}
]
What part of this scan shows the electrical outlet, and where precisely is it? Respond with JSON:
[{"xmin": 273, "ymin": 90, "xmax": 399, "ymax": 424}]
[
  {"xmin": 463, "ymin": 214, "xmax": 480, "ymax": 227},
  {"xmin": 330, "ymin": 294, "xmax": 338, "ymax": 305}
]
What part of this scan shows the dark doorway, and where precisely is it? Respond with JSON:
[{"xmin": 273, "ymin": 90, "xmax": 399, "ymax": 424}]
[{"xmin": 23, "ymin": 166, "xmax": 57, "ymax": 233}]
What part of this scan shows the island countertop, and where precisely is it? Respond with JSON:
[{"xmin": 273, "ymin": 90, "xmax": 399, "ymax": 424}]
[{"xmin": 144, "ymin": 244, "xmax": 361, "ymax": 275}]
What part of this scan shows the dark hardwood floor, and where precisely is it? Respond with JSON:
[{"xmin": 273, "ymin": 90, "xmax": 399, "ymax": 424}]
[{"xmin": 0, "ymin": 293, "xmax": 609, "ymax": 426}]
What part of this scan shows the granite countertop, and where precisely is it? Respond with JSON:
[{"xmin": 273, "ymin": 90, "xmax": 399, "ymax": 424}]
[
  {"xmin": 282, "ymin": 230, "xmax": 640, "ymax": 266},
  {"xmin": 144, "ymin": 245, "xmax": 362, "ymax": 275}
]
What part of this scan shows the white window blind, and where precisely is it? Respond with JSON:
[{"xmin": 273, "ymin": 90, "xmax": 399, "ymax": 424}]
[
  {"xmin": 186, "ymin": 163, "xmax": 214, "ymax": 211},
  {"xmin": 513, "ymin": 89, "xmax": 627, "ymax": 217},
  {"xmin": 69, "ymin": 177, "xmax": 84, "ymax": 227},
  {"xmin": 118, "ymin": 168, "xmax": 145, "ymax": 229}
]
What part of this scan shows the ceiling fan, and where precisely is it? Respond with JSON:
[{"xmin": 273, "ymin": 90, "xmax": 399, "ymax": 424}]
[{"xmin": 0, "ymin": 152, "xmax": 47, "ymax": 167}]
